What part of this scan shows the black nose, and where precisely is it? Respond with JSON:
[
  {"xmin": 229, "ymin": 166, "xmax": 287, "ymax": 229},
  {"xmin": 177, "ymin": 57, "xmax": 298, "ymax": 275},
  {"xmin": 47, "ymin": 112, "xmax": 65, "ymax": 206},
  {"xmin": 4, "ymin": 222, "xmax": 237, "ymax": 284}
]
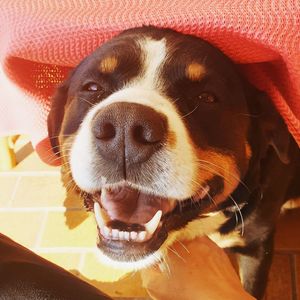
[{"xmin": 92, "ymin": 102, "xmax": 168, "ymax": 167}]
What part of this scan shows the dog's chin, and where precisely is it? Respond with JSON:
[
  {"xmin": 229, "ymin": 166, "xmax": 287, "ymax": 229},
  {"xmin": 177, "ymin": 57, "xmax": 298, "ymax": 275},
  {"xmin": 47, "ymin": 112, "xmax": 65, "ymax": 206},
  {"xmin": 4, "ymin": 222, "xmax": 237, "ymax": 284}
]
[{"xmin": 81, "ymin": 179, "xmax": 221, "ymax": 269}]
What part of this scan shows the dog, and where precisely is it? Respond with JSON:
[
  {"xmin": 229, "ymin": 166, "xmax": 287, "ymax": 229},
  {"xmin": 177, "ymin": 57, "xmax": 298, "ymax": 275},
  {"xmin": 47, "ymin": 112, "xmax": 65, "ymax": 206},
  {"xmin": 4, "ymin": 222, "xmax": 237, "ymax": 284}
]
[{"xmin": 48, "ymin": 26, "xmax": 300, "ymax": 299}]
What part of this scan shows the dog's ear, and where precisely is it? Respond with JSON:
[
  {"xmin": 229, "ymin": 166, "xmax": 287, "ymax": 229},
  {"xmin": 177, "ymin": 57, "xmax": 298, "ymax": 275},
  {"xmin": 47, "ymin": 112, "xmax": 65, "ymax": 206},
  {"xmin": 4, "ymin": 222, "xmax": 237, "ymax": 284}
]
[
  {"xmin": 245, "ymin": 83, "xmax": 291, "ymax": 164},
  {"xmin": 47, "ymin": 78, "xmax": 70, "ymax": 156}
]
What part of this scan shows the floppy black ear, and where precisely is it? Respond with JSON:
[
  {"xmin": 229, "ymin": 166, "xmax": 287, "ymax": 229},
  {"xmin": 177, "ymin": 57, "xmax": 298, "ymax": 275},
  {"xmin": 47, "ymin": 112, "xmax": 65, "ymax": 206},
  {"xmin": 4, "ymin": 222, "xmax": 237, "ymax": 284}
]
[
  {"xmin": 47, "ymin": 79, "xmax": 70, "ymax": 156},
  {"xmin": 245, "ymin": 83, "xmax": 291, "ymax": 164}
]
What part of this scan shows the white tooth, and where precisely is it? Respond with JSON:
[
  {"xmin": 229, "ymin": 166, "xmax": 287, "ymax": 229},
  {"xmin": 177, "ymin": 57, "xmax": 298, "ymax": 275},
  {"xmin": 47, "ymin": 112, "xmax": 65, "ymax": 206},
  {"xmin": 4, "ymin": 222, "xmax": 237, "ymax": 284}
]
[
  {"xmin": 103, "ymin": 226, "xmax": 111, "ymax": 238},
  {"xmin": 94, "ymin": 202, "xmax": 105, "ymax": 229},
  {"xmin": 124, "ymin": 231, "xmax": 130, "ymax": 241},
  {"xmin": 144, "ymin": 210, "xmax": 162, "ymax": 236},
  {"xmin": 138, "ymin": 231, "xmax": 146, "ymax": 241},
  {"xmin": 119, "ymin": 231, "xmax": 125, "ymax": 240},
  {"xmin": 112, "ymin": 229, "xmax": 119, "ymax": 239},
  {"xmin": 130, "ymin": 231, "xmax": 138, "ymax": 240},
  {"xmin": 101, "ymin": 189, "xmax": 109, "ymax": 206}
]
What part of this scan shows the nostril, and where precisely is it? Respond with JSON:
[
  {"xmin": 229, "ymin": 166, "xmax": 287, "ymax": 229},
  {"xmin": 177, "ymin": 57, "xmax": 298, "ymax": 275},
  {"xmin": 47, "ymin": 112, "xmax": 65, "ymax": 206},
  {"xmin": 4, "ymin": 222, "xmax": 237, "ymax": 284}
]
[
  {"xmin": 95, "ymin": 122, "xmax": 116, "ymax": 141},
  {"xmin": 133, "ymin": 125, "xmax": 147, "ymax": 144},
  {"xmin": 132, "ymin": 124, "xmax": 164, "ymax": 145}
]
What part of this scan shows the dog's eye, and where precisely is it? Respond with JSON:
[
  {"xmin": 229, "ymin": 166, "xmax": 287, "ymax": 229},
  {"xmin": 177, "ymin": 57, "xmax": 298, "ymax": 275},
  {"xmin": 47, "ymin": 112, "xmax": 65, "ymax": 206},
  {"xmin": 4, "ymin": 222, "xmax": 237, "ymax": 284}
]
[
  {"xmin": 198, "ymin": 92, "xmax": 217, "ymax": 103},
  {"xmin": 82, "ymin": 82, "xmax": 100, "ymax": 92}
]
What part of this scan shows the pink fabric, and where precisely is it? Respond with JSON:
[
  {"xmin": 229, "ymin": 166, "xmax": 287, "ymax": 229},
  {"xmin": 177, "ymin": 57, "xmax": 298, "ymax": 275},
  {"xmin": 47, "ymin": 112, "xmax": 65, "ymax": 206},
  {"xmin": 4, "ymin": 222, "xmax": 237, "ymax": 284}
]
[{"xmin": 0, "ymin": 0, "xmax": 299, "ymax": 164}]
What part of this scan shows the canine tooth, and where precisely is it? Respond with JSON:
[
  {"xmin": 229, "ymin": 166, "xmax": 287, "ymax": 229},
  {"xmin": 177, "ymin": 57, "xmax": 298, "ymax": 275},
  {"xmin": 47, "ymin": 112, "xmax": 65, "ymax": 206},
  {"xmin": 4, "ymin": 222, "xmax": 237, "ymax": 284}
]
[
  {"xmin": 144, "ymin": 210, "xmax": 162, "ymax": 236},
  {"xmin": 124, "ymin": 231, "xmax": 130, "ymax": 241},
  {"xmin": 94, "ymin": 202, "xmax": 105, "ymax": 228},
  {"xmin": 101, "ymin": 188, "xmax": 109, "ymax": 201},
  {"xmin": 119, "ymin": 231, "xmax": 125, "ymax": 240},
  {"xmin": 130, "ymin": 231, "xmax": 138, "ymax": 240},
  {"xmin": 138, "ymin": 231, "xmax": 146, "ymax": 241},
  {"xmin": 103, "ymin": 226, "xmax": 111, "ymax": 238},
  {"xmin": 112, "ymin": 229, "xmax": 119, "ymax": 239}
]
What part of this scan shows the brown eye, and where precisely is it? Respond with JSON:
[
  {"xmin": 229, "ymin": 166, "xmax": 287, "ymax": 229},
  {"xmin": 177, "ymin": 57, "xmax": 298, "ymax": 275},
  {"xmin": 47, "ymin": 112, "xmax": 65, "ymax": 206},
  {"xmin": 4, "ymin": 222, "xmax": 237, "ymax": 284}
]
[
  {"xmin": 198, "ymin": 92, "xmax": 217, "ymax": 103},
  {"xmin": 82, "ymin": 82, "xmax": 100, "ymax": 92}
]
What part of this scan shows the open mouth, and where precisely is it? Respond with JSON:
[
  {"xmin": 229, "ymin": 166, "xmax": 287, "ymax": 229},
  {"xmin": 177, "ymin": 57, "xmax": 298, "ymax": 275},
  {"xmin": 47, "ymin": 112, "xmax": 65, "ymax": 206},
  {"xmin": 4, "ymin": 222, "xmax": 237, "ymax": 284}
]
[
  {"xmin": 83, "ymin": 180, "xmax": 219, "ymax": 263},
  {"xmin": 93, "ymin": 184, "xmax": 209, "ymax": 242}
]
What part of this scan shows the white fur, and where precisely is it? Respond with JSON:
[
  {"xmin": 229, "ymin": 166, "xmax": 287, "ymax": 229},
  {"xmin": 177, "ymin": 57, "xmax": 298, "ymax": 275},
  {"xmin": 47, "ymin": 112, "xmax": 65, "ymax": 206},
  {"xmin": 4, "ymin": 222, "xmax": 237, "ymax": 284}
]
[
  {"xmin": 134, "ymin": 38, "xmax": 167, "ymax": 89},
  {"xmin": 95, "ymin": 247, "xmax": 164, "ymax": 271}
]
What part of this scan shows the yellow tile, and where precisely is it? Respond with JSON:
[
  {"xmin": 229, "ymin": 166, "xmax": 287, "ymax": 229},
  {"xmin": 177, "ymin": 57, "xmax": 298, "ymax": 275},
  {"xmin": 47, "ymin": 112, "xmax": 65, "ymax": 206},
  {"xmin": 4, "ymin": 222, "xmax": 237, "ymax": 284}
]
[
  {"xmin": 41, "ymin": 211, "xmax": 96, "ymax": 247},
  {"xmin": 0, "ymin": 211, "xmax": 45, "ymax": 248},
  {"xmin": 39, "ymin": 252, "xmax": 81, "ymax": 271},
  {"xmin": 13, "ymin": 151, "xmax": 60, "ymax": 172},
  {"xmin": 13, "ymin": 176, "xmax": 69, "ymax": 208},
  {"xmin": 11, "ymin": 135, "xmax": 59, "ymax": 172},
  {"xmin": 80, "ymin": 253, "xmax": 148, "ymax": 298},
  {"xmin": 0, "ymin": 176, "xmax": 19, "ymax": 206}
]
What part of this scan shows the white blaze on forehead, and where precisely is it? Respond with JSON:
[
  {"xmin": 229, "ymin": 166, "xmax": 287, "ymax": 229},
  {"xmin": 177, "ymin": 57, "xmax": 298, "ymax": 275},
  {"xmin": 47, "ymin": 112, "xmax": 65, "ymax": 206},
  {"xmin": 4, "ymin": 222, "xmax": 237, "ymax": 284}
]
[{"xmin": 135, "ymin": 38, "xmax": 167, "ymax": 89}]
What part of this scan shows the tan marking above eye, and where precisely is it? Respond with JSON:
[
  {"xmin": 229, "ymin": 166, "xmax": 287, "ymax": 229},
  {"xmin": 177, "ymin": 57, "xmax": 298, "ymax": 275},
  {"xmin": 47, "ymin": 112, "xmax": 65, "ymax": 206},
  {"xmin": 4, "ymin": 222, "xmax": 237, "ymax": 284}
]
[
  {"xmin": 185, "ymin": 62, "xmax": 205, "ymax": 81},
  {"xmin": 245, "ymin": 142, "xmax": 252, "ymax": 160},
  {"xmin": 99, "ymin": 56, "xmax": 118, "ymax": 73}
]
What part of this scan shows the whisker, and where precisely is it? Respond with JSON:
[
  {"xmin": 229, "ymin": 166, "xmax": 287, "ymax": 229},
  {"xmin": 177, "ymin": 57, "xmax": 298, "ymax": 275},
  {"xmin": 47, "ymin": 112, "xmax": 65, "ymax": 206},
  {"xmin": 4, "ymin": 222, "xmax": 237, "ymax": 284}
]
[
  {"xmin": 47, "ymin": 134, "xmax": 75, "ymax": 139},
  {"xmin": 181, "ymin": 104, "xmax": 200, "ymax": 119},
  {"xmin": 175, "ymin": 239, "xmax": 190, "ymax": 254},
  {"xmin": 191, "ymin": 164, "xmax": 245, "ymax": 235},
  {"xmin": 161, "ymin": 256, "xmax": 171, "ymax": 277},
  {"xmin": 47, "ymin": 143, "xmax": 73, "ymax": 151},
  {"xmin": 197, "ymin": 159, "xmax": 250, "ymax": 192},
  {"xmin": 77, "ymin": 96, "xmax": 96, "ymax": 107},
  {"xmin": 191, "ymin": 180, "xmax": 217, "ymax": 208},
  {"xmin": 171, "ymin": 97, "xmax": 180, "ymax": 105},
  {"xmin": 167, "ymin": 246, "xmax": 186, "ymax": 262},
  {"xmin": 235, "ymin": 113, "xmax": 260, "ymax": 118},
  {"xmin": 229, "ymin": 196, "xmax": 245, "ymax": 236}
]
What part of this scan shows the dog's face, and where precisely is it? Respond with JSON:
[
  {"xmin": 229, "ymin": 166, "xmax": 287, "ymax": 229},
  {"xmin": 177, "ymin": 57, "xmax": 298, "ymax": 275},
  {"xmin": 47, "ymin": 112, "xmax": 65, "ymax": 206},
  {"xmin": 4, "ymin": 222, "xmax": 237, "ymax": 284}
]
[{"xmin": 48, "ymin": 27, "xmax": 285, "ymax": 269}]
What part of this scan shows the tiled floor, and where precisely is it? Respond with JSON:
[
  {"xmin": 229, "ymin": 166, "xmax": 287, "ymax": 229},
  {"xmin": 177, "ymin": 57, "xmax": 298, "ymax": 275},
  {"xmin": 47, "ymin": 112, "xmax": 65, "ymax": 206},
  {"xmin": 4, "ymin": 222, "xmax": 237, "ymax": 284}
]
[
  {"xmin": 0, "ymin": 136, "xmax": 299, "ymax": 299},
  {"xmin": 0, "ymin": 136, "xmax": 147, "ymax": 299}
]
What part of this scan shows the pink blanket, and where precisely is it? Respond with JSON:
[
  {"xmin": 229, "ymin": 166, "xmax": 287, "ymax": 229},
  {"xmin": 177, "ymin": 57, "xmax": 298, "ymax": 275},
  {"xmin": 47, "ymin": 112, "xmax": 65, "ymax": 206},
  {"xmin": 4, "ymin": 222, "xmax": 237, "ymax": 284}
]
[{"xmin": 1, "ymin": 0, "xmax": 299, "ymax": 164}]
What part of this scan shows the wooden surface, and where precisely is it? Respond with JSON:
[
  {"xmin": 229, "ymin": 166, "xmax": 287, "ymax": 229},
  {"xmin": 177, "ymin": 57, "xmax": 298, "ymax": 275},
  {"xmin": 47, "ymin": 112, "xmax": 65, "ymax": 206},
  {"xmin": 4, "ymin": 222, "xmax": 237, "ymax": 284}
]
[{"xmin": 264, "ymin": 208, "xmax": 300, "ymax": 300}]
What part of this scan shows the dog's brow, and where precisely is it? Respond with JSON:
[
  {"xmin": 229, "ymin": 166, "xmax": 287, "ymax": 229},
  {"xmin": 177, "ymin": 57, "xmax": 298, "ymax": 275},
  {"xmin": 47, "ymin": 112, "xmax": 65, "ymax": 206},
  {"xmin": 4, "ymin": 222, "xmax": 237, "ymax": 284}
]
[
  {"xmin": 185, "ymin": 62, "xmax": 206, "ymax": 81},
  {"xmin": 99, "ymin": 56, "xmax": 118, "ymax": 74}
]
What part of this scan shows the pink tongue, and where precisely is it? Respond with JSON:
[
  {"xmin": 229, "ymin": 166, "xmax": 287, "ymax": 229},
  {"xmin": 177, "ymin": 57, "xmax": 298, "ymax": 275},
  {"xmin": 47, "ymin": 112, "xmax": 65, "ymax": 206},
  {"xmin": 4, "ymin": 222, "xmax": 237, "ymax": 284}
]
[{"xmin": 100, "ymin": 186, "xmax": 172, "ymax": 224}]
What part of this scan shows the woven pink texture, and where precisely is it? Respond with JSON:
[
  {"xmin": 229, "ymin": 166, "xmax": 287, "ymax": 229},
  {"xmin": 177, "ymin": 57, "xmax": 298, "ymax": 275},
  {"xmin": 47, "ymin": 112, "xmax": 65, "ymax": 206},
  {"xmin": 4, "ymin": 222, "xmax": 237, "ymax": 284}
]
[{"xmin": 0, "ymin": 0, "xmax": 299, "ymax": 163}]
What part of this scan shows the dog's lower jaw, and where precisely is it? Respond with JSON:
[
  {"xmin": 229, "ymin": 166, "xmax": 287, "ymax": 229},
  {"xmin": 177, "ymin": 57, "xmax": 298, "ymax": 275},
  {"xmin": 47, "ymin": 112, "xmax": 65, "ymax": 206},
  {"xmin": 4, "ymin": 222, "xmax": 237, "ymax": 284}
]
[
  {"xmin": 94, "ymin": 210, "xmax": 234, "ymax": 271},
  {"xmin": 95, "ymin": 246, "xmax": 165, "ymax": 271}
]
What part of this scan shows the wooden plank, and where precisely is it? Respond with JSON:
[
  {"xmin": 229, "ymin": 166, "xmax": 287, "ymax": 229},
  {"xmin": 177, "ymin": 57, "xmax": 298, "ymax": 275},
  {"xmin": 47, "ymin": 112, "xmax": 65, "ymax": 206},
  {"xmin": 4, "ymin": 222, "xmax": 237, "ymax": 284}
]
[
  {"xmin": 264, "ymin": 254, "xmax": 293, "ymax": 300},
  {"xmin": 295, "ymin": 255, "xmax": 300, "ymax": 300},
  {"xmin": 275, "ymin": 209, "xmax": 300, "ymax": 252}
]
